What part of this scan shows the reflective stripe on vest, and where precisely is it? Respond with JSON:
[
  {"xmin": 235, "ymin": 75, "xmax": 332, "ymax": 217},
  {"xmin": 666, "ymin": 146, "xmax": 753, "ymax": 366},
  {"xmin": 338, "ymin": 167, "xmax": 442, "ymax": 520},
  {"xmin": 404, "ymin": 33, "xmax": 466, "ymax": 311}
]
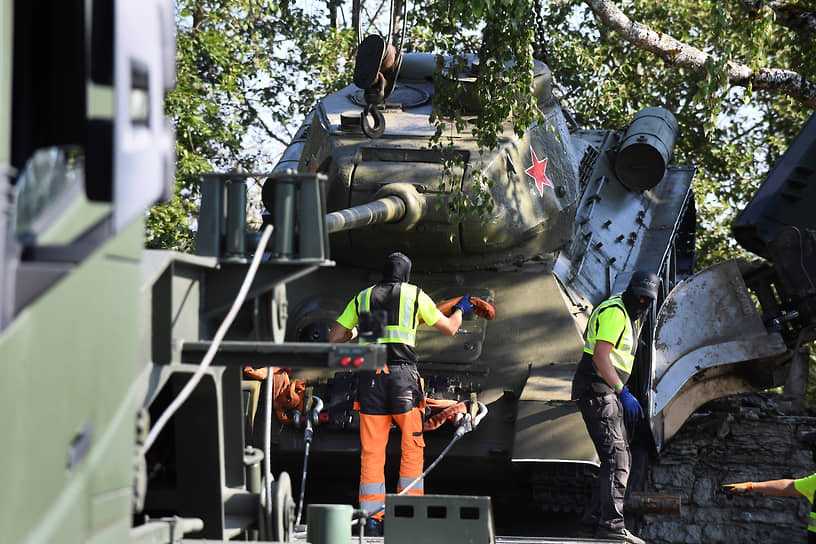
[
  {"xmin": 583, "ymin": 296, "xmax": 636, "ymax": 375},
  {"xmin": 357, "ymin": 283, "xmax": 418, "ymax": 347},
  {"xmin": 809, "ymin": 510, "xmax": 816, "ymax": 533}
]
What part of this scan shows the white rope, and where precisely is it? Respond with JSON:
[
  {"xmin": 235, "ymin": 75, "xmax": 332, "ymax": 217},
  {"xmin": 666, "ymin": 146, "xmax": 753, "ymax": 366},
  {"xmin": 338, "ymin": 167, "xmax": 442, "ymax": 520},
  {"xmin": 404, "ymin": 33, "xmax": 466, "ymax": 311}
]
[{"xmin": 140, "ymin": 225, "xmax": 274, "ymax": 455}]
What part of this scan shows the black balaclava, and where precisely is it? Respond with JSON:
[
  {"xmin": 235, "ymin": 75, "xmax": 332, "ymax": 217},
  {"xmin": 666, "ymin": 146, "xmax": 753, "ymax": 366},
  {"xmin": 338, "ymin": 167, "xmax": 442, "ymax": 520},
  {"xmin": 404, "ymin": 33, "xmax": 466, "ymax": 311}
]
[
  {"xmin": 621, "ymin": 289, "xmax": 651, "ymax": 321},
  {"xmin": 381, "ymin": 252, "xmax": 411, "ymax": 283}
]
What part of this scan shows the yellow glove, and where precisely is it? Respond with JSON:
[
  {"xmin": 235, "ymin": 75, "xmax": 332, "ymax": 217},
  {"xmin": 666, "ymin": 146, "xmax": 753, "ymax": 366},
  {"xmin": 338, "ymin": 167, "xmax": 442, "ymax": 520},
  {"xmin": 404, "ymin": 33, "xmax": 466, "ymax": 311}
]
[{"xmin": 722, "ymin": 482, "xmax": 754, "ymax": 495}]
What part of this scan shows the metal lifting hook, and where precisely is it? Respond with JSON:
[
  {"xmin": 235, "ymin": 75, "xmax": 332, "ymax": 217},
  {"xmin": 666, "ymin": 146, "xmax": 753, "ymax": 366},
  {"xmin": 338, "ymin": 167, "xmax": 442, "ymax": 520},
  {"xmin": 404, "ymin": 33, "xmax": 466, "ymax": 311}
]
[
  {"xmin": 361, "ymin": 104, "xmax": 386, "ymax": 139},
  {"xmin": 352, "ymin": 0, "xmax": 407, "ymax": 140},
  {"xmin": 453, "ymin": 401, "xmax": 489, "ymax": 439}
]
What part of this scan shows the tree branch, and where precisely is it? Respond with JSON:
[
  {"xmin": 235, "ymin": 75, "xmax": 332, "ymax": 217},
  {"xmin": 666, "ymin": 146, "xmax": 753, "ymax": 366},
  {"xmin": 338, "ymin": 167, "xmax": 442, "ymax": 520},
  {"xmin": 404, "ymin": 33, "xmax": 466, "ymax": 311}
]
[
  {"xmin": 582, "ymin": 0, "xmax": 816, "ymax": 109},
  {"xmin": 362, "ymin": 0, "xmax": 389, "ymax": 38},
  {"xmin": 736, "ymin": 0, "xmax": 816, "ymax": 40},
  {"xmin": 242, "ymin": 96, "xmax": 291, "ymax": 147}
]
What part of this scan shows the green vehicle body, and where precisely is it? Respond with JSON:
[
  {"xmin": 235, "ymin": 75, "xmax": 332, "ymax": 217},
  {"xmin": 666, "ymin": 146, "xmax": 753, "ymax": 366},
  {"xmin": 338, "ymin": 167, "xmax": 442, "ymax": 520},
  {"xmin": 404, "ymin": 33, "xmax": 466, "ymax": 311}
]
[
  {"xmin": 2, "ymin": 2, "xmax": 384, "ymax": 541},
  {"xmin": 1, "ymin": 0, "xmax": 172, "ymax": 541}
]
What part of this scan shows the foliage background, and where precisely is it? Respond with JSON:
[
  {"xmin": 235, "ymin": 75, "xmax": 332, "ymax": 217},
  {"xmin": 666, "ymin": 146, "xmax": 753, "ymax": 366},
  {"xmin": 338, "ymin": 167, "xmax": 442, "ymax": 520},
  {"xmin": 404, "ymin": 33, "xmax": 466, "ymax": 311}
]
[
  {"xmin": 154, "ymin": 0, "xmax": 813, "ymax": 269},
  {"xmin": 146, "ymin": 0, "xmax": 357, "ymax": 249},
  {"xmin": 537, "ymin": 1, "xmax": 812, "ymax": 267}
]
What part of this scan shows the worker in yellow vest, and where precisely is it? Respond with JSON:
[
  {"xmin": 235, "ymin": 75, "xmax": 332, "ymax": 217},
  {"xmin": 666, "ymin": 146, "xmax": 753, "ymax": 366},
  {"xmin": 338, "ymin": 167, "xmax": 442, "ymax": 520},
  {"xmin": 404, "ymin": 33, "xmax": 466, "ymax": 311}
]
[
  {"xmin": 571, "ymin": 270, "xmax": 659, "ymax": 544},
  {"xmin": 329, "ymin": 252, "xmax": 472, "ymax": 536},
  {"xmin": 724, "ymin": 475, "xmax": 816, "ymax": 542}
]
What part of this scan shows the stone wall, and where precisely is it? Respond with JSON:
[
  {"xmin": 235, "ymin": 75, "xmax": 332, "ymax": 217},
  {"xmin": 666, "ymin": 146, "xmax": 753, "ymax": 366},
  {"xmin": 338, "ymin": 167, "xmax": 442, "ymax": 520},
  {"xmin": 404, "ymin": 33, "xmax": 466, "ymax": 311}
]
[{"xmin": 638, "ymin": 393, "xmax": 816, "ymax": 544}]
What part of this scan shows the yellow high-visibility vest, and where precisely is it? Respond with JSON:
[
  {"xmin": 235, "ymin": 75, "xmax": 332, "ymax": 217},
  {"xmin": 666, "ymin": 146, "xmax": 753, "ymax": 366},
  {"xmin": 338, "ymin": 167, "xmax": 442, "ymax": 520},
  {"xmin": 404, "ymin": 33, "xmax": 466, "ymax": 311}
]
[
  {"xmin": 583, "ymin": 296, "xmax": 636, "ymax": 376},
  {"xmin": 356, "ymin": 283, "xmax": 419, "ymax": 346}
]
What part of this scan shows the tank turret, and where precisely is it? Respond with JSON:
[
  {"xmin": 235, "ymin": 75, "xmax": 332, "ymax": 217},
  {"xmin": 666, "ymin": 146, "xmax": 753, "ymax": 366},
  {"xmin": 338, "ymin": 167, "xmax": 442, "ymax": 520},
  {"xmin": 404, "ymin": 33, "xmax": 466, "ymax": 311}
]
[
  {"xmin": 276, "ymin": 54, "xmax": 585, "ymax": 271},
  {"xmin": 267, "ymin": 54, "xmax": 682, "ymax": 276}
]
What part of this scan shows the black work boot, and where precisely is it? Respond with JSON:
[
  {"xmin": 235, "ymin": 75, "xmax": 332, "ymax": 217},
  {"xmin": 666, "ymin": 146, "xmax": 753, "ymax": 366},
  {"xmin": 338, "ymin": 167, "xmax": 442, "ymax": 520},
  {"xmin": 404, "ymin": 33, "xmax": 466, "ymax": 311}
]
[
  {"xmin": 576, "ymin": 522, "xmax": 596, "ymax": 538},
  {"xmin": 595, "ymin": 527, "xmax": 646, "ymax": 544},
  {"xmin": 364, "ymin": 518, "xmax": 383, "ymax": 537}
]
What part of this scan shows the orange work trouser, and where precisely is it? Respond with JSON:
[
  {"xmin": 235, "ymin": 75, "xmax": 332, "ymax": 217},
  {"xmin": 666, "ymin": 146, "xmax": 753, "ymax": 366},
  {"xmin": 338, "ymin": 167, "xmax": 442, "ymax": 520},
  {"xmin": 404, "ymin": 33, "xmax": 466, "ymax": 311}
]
[{"xmin": 358, "ymin": 407, "xmax": 425, "ymax": 520}]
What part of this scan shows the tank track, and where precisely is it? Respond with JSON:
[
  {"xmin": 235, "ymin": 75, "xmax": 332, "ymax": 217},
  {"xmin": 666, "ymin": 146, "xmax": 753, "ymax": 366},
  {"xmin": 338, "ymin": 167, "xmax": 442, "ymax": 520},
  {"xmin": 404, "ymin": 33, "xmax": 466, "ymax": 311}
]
[{"xmin": 529, "ymin": 463, "xmax": 597, "ymax": 513}]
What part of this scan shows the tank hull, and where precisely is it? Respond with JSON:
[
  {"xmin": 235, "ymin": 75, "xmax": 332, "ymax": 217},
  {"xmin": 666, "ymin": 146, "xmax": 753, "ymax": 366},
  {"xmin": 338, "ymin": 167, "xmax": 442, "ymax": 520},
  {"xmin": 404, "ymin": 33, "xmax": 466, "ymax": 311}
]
[{"xmin": 274, "ymin": 261, "xmax": 597, "ymax": 515}]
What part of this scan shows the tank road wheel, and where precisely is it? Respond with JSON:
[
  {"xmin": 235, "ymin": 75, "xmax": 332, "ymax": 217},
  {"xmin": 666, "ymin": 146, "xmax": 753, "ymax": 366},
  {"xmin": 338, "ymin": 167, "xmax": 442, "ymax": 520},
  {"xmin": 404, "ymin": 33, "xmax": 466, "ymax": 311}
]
[{"xmin": 272, "ymin": 471, "xmax": 295, "ymax": 541}]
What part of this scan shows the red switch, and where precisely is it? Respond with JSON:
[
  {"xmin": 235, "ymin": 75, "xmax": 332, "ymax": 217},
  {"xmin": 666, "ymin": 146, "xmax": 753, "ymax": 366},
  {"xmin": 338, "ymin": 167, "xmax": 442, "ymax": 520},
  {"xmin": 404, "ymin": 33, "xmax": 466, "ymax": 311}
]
[
  {"xmin": 353, "ymin": 357, "xmax": 364, "ymax": 367},
  {"xmin": 341, "ymin": 356, "xmax": 351, "ymax": 366}
]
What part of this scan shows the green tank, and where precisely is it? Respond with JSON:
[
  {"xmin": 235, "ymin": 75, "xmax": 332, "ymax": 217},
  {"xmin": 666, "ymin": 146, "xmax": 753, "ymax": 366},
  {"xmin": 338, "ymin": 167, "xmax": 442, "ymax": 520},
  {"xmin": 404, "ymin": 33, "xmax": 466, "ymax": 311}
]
[
  {"xmin": 264, "ymin": 51, "xmax": 698, "ymax": 517},
  {"xmin": 266, "ymin": 50, "xmax": 808, "ymax": 527}
]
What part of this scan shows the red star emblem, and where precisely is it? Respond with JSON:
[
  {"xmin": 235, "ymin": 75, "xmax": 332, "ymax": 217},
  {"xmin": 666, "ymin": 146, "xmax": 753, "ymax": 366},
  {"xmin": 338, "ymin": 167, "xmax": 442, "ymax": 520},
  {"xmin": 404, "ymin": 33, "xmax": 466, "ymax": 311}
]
[{"xmin": 525, "ymin": 147, "xmax": 552, "ymax": 197}]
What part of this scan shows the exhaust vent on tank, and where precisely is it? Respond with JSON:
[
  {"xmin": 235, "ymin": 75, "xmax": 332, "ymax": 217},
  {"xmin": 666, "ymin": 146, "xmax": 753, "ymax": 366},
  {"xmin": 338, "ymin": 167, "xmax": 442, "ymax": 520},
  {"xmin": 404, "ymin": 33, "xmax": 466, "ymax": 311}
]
[{"xmin": 614, "ymin": 107, "xmax": 679, "ymax": 191}]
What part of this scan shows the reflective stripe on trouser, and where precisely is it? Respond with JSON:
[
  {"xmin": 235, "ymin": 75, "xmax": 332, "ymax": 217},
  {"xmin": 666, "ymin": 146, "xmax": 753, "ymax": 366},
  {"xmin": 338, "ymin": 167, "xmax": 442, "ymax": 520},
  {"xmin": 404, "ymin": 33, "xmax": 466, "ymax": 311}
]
[
  {"xmin": 359, "ymin": 408, "xmax": 425, "ymax": 521},
  {"xmin": 809, "ymin": 509, "xmax": 816, "ymax": 543},
  {"xmin": 359, "ymin": 481, "xmax": 386, "ymax": 518},
  {"xmin": 578, "ymin": 393, "xmax": 629, "ymax": 532}
]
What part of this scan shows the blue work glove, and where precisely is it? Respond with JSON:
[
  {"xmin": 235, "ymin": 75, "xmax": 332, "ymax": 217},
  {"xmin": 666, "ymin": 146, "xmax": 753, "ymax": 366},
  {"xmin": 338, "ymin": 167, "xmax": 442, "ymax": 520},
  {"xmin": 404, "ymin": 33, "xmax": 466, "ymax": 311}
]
[
  {"xmin": 618, "ymin": 386, "xmax": 643, "ymax": 425},
  {"xmin": 453, "ymin": 294, "xmax": 474, "ymax": 316}
]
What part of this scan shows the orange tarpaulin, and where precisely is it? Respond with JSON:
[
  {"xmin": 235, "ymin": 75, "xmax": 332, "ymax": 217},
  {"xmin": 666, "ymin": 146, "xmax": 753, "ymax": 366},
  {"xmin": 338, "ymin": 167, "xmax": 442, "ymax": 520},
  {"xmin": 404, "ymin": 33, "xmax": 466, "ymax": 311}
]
[
  {"xmin": 419, "ymin": 296, "xmax": 497, "ymax": 324},
  {"xmin": 243, "ymin": 366, "xmax": 306, "ymax": 424},
  {"xmin": 245, "ymin": 366, "xmax": 469, "ymax": 430},
  {"xmin": 423, "ymin": 397, "xmax": 468, "ymax": 431}
]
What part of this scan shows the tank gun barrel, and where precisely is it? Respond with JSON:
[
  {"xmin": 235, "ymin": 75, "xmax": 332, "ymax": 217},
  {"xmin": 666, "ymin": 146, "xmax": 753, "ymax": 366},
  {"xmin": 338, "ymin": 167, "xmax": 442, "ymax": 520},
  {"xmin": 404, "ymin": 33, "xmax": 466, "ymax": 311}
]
[
  {"xmin": 326, "ymin": 195, "xmax": 406, "ymax": 233},
  {"xmin": 325, "ymin": 182, "xmax": 434, "ymax": 234}
]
